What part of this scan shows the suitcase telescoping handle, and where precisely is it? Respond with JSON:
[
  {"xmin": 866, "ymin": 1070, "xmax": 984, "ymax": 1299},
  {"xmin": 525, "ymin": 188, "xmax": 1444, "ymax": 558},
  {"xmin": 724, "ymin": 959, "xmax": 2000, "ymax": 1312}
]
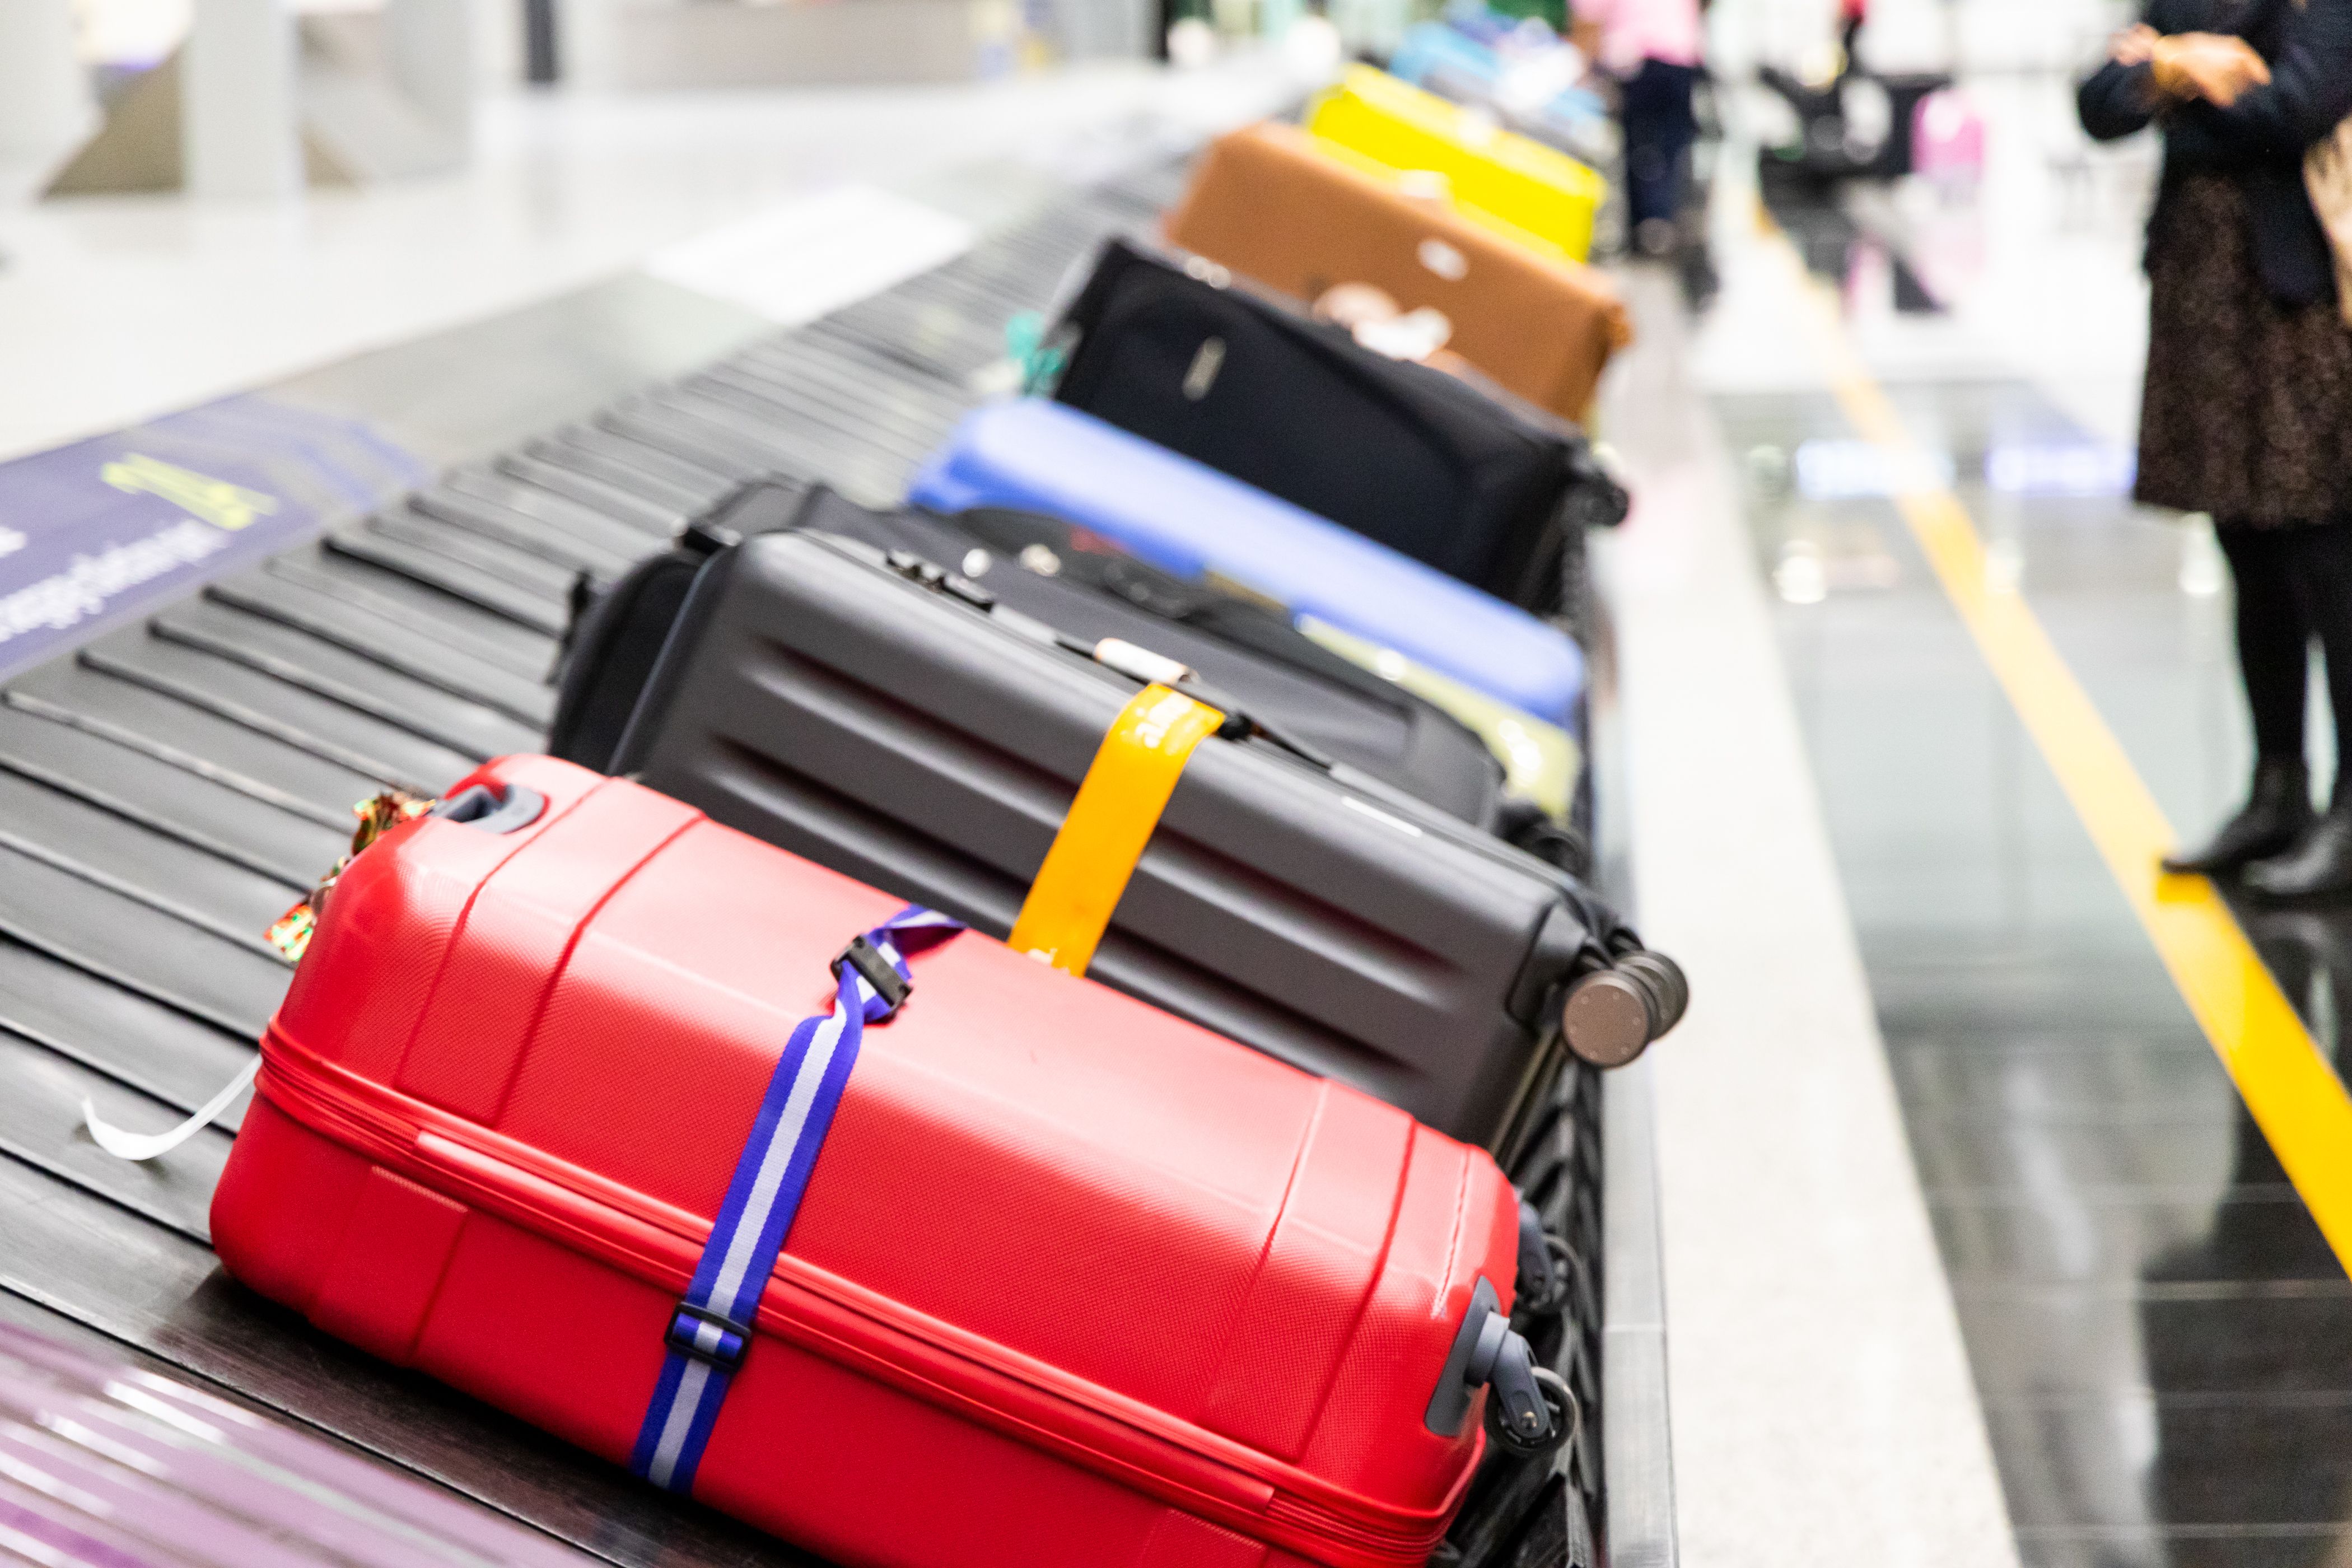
[
  {"xmin": 872, "ymin": 544, "xmax": 1341, "ymax": 772},
  {"xmin": 1081, "ymin": 638, "xmax": 1331, "ymax": 768}
]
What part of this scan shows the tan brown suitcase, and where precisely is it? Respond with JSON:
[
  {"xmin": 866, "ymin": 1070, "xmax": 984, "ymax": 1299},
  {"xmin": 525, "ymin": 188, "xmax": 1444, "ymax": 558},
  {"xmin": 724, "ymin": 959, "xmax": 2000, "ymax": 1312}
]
[{"xmin": 1161, "ymin": 120, "xmax": 1631, "ymax": 423}]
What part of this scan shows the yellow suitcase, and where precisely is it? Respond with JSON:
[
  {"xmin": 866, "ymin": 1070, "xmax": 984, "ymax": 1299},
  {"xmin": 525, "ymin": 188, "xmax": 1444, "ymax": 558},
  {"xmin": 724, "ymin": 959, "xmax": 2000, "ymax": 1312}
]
[{"xmin": 1307, "ymin": 66, "xmax": 1608, "ymax": 262}]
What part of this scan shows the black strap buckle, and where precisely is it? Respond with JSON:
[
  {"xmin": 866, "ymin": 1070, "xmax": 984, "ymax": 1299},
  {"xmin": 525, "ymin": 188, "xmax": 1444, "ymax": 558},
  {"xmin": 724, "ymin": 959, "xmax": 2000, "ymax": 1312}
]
[
  {"xmin": 665, "ymin": 1301, "xmax": 754, "ymax": 1373},
  {"xmin": 832, "ymin": 935, "xmax": 910, "ymax": 1016}
]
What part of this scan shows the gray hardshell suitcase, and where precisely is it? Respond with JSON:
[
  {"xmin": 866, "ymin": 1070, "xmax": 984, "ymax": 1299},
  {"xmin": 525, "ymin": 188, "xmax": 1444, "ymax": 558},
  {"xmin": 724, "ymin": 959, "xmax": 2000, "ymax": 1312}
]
[{"xmin": 613, "ymin": 530, "xmax": 1660, "ymax": 1146}]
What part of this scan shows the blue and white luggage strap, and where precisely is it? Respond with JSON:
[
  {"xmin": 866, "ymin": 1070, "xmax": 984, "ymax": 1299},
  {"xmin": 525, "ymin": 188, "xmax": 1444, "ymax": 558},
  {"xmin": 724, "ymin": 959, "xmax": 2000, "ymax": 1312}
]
[{"xmin": 629, "ymin": 904, "xmax": 963, "ymax": 1495}]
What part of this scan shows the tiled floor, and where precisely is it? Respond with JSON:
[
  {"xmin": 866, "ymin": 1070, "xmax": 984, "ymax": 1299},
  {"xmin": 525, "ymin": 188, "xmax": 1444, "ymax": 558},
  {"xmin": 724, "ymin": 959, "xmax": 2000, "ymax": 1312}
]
[
  {"xmin": 1599, "ymin": 277, "xmax": 2015, "ymax": 1568},
  {"xmin": 1681, "ymin": 66, "xmax": 2352, "ymax": 1568}
]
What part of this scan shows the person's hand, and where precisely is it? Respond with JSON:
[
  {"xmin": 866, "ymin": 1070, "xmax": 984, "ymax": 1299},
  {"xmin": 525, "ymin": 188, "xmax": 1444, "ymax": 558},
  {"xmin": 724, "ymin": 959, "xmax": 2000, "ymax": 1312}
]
[
  {"xmin": 2151, "ymin": 32, "xmax": 2271, "ymax": 105},
  {"xmin": 2187, "ymin": 35, "xmax": 2271, "ymax": 105},
  {"xmin": 2111, "ymin": 23, "xmax": 2160, "ymax": 65}
]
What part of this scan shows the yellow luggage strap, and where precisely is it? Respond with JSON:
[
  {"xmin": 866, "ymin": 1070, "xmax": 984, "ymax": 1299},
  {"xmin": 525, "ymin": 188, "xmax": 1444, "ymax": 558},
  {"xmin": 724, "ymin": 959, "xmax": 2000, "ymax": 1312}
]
[{"xmin": 1008, "ymin": 683, "xmax": 1225, "ymax": 976}]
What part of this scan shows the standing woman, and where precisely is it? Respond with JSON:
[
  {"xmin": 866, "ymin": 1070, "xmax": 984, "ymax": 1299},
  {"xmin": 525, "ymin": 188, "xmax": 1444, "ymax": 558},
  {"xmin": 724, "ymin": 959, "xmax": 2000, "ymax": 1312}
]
[
  {"xmin": 2082, "ymin": 0, "xmax": 2352, "ymax": 899},
  {"xmin": 1575, "ymin": 0, "xmax": 1705, "ymax": 257}
]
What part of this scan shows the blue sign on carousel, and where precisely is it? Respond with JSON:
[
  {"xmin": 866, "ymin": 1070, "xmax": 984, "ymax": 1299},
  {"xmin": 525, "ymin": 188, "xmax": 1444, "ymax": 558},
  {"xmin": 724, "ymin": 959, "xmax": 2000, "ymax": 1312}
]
[{"xmin": 0, "ymin": 393, "xmax": 427, "ymax": 684}]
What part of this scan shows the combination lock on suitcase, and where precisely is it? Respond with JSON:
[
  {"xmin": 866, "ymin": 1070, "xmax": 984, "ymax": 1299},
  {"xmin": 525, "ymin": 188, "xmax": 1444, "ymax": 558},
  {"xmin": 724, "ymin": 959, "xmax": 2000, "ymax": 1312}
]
[{"xmin": 211, "ymin": 756, "xmax": 1567, "ymax": 1568}]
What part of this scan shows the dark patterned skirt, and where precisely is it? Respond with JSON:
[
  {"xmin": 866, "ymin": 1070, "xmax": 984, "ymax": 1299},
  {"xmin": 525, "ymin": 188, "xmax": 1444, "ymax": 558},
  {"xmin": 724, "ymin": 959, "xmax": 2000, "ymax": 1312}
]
[{"xmin": 2136, "ymin": 174, "xmax": 2352, "ymax": 526}]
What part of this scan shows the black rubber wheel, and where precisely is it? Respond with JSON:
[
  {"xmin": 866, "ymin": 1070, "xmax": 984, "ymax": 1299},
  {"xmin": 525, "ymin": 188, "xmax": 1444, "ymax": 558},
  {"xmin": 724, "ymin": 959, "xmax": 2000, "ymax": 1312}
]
[{"xmin": 1485, "ymin": 1366, "xmax": 1578, "ymax": 1461}]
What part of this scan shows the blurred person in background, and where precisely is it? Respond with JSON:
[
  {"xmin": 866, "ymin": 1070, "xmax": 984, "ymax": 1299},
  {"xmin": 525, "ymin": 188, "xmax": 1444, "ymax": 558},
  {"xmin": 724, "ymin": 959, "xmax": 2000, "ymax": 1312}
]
[
  {"xmin": 1838, "ymin": 0, "xmax": 1868, "ymax": 74},
  {"xmin": 2081, "ymin": 0, "xmax": 2352, "ymax": 899},
  {"xmin": 1574, "ymin": 0, "xmax": 1704, "ymax": 255}
]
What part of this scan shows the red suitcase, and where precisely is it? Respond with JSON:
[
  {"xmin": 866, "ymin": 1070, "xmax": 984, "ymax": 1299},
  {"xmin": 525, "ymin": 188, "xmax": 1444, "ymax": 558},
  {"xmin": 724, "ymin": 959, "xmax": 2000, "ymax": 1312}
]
[{"xmin": 210, "ymin": 755, "xmax": 1557, "ymax": 1568}]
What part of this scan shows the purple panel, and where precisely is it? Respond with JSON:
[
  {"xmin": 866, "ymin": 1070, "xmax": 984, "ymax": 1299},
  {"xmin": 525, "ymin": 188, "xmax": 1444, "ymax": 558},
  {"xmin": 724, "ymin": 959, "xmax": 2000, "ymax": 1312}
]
[
  {"xmin": 0, "ymin": 1491, "xmax": 171, "ymax": 1568},
  {"xmin": 0, "ymin": 394, "xmax": 427, "ymax": 684},
  {"xmin": 0, "ymin": 1323, "xmax": 592, "ymax": 1567}
]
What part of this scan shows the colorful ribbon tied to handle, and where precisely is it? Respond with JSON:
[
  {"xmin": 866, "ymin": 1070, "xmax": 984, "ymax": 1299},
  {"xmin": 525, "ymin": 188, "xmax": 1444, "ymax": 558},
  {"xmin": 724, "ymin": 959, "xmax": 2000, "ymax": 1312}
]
[{"xmin": 630, "ymin": 905, "xmax": 963, "ymax": 1496}]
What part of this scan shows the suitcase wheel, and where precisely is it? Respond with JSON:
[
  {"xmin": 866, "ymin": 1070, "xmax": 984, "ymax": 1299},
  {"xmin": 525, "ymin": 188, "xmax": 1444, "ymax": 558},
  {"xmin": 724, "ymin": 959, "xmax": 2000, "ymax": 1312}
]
[{"xmin": 1486, "ymin": 1363, "xmax": 1577, "ymax": 1462}]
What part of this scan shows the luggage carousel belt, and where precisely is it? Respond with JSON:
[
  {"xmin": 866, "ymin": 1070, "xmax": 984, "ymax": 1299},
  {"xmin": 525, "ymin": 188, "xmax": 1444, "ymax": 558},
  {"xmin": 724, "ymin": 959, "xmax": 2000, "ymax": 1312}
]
[{"xmin": 0, "ymin": 156, "xmax": 1604, "ymax": 1568}]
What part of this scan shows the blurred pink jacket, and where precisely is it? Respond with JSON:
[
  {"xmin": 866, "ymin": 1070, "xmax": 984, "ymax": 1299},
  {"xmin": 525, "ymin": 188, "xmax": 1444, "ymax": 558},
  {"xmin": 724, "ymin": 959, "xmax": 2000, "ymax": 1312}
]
[{"xmin": 1575, "ymin": 0, "xmax": 1702, "ymax": 73}]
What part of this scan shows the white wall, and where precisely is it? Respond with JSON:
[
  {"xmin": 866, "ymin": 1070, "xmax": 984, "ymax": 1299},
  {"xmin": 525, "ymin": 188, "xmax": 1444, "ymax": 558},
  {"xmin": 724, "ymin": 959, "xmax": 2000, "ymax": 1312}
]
[
  {"xmin": 1, "ymin": 0, "xmax": 96, "ymax": 159},
  {"xmin": 181, "ymin": 0, "xmax": 302, "ymax": 198}
]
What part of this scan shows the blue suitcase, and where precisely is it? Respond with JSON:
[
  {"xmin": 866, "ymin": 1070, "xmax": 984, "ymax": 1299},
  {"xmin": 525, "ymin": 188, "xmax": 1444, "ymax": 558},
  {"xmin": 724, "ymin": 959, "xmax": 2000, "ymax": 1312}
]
[{"xmin": 906, "ymin": 399, "xmax": 1586, "ymax": 733}]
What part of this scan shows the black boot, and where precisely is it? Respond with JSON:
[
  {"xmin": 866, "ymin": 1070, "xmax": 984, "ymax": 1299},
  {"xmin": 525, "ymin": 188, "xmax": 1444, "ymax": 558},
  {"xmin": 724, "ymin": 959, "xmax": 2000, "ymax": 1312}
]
[
  {"xmin": 2162, "ymin": 759, "xmax": 2313, "ymax": 876},
  {"xmin": 2245, "ymin": 783, "xmax": 2352, "ymax": 902}
]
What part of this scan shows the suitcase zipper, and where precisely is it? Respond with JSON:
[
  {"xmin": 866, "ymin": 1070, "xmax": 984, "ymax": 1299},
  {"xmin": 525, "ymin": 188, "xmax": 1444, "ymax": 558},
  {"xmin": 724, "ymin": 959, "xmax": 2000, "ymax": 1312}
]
[{"xmin": 255, "ymin": 1035, "xmax": 1471, "ymax": 1568}]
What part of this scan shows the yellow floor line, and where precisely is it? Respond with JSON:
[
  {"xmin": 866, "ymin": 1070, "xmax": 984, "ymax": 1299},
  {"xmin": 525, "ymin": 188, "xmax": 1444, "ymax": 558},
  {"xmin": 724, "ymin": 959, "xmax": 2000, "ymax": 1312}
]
[{"xmin": 1763, "ymin": 234, "xmax": 2352, "ymax": 1277}]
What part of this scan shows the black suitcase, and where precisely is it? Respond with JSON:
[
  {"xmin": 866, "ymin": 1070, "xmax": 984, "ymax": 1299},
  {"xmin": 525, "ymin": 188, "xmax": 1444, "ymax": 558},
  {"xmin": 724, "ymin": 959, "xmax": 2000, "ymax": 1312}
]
[
  {"xmin": 595, "ymin": 527, "xmax": 1679, "ymax": 1145},
  {"xmin": 1047, "ymin": 239, "xmax": 1627, "ymax": 618},
  {"xmin": 552, "ymin": 479, "xmax": 1544, "ymax": 836}
]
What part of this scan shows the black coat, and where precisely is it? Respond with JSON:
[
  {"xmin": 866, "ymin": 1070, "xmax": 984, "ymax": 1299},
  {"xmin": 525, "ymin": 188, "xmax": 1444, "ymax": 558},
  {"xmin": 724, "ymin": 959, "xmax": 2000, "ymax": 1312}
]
[{"xmin": 2078, "ymin": 0, "xmax": 2352, "ymax": 307}]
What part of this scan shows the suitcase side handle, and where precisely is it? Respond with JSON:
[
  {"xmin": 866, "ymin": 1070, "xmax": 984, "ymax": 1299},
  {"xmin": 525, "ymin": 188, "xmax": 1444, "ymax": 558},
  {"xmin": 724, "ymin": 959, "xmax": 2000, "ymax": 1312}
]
[{"xmin": 848, "ymin": 529, "xmax": 1350, "ymax": 778}]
